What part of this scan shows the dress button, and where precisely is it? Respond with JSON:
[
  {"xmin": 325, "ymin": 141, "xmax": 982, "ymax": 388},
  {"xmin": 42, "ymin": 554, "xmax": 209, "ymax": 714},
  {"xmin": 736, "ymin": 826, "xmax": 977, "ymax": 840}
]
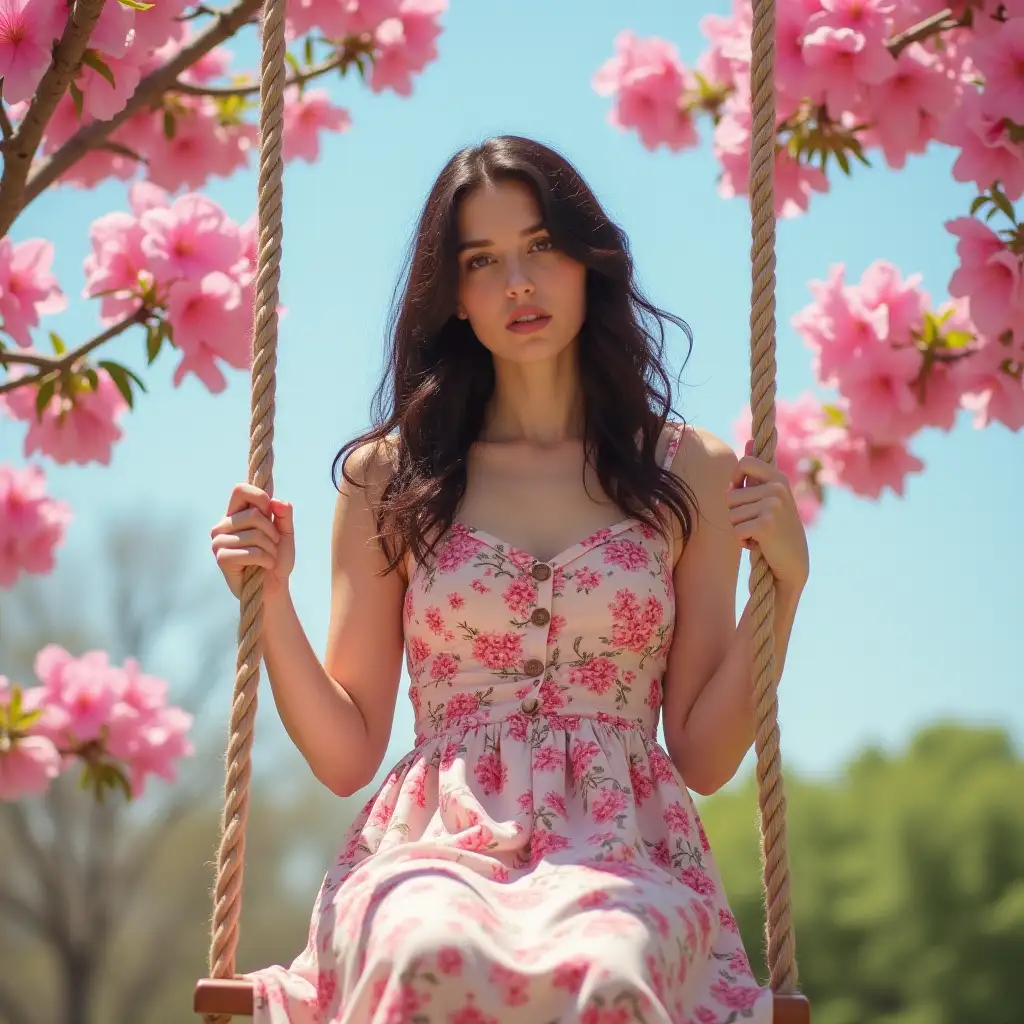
[
  {"xmin": 531, "ymin": 563, "xmax": 552, "ymax": 582},
  {"xmin": 530, "ymin": 607, "xmax": 550, "ymax": 627},
  {"xmin": 520, "ymin": 697, "xmax": 540, "ymax": 716},
  {"xmin": 523, "ymin": 658, "xmax": 545, "ymax": 677}
]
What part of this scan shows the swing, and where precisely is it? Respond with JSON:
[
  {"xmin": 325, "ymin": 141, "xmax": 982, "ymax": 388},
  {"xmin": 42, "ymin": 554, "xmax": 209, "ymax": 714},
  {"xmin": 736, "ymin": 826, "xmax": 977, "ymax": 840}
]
[{"xmin": 191, "ymin": 0, "xmax": 811, "ymax": 1018}]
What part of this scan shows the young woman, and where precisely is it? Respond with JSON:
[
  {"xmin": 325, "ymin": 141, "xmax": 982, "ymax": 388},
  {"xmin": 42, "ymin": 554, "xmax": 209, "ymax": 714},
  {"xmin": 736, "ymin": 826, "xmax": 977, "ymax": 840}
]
[{"xmin": 210, "ymin": 135, "xmax": 809, "ymax": 1024}]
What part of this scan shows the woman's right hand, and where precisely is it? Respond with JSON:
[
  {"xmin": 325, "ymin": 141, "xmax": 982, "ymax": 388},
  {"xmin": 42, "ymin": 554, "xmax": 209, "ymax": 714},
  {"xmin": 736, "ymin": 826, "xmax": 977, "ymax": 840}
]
[{"xmin": 210, "ymin": 484, "xmax": 295, "ymax": 599}]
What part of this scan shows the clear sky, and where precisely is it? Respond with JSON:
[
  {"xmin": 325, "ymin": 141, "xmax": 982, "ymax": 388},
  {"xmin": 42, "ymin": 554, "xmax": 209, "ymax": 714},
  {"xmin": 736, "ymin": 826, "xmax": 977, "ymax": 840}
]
[{"xmin": 3, "ymin": 0, "xmax": 1020, "ymax": 788}]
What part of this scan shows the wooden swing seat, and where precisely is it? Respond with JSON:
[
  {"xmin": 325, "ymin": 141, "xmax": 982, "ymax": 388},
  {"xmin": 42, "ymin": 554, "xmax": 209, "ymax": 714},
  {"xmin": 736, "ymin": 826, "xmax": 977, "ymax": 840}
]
[{"xmin": 193, "ymin": 977, "xmax": 811, "ymax": 1021}]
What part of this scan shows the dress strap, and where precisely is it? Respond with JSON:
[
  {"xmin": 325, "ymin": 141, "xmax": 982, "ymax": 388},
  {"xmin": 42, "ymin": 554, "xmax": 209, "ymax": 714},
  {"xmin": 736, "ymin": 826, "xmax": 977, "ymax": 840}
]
[{"xmin": 658, "ymin": 420, "xmax": 684, "ymax": 471}]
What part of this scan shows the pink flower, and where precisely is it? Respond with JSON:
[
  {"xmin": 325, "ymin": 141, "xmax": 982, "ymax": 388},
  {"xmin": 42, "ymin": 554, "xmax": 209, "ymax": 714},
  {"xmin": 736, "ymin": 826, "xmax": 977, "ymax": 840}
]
[
  {"xmin": 4, "ymin": 367, "xmax": 128, "ymax": 466},
  {"xmin": 283, "ymin": 88, "xmax": 351, "ymax": 163},
  {"xmin": 946, "ymin": 216, "xmax": 1024, "ymax": 339},
  {"xmin": 369, "ymin": 0, "xmax": 446, "ymax": 96},
  {"xmin": 602, "ymin": 540, "xmax": 649, "ymax": 572},
  {"xmin": 569, "ymin": 656, "xmax": 618, "ymax": 695},
  {"xmin": 472, "ymin": 751, "xmax": 507, "ymax": 795},
  {"xmin": 0, "ymin": 237, "xmax": 67, "ymax": 347},
  {"xmin": 140, "ymin": 193, "xmax": 243, "ymax": 283},
  {"xmin": 802, "ymin": 0, "xmax": 896, "ymax": 113},
  {"xmin": 167, "ymin": 271, "xmax": 251, "ymax": 392},
  {"xmin": 939, "ymin": 86, "xmax": 1024, "ymax": 200},
  {"xmin": 0, "ymin": 464, "xmax": 72, "ymax": 586},
  {"xmin": 0, "ymin": 731, "xmax": 62, "ymax": 800},
  {"xmin": 0, "ymin": 0, "xmax": 62, "ymax": 104},
  {"xmin": 608, "ymin": 589, "xmax": 663, "ymax": 653},
  {"xmin": 77, "ymin": 48, "xmax": 144, "ymax": 121},
  {"xmin": 859, "ymin": 44, "xmax": 958, "ymax": 170},
  {"xmin": 818, "ymin": 427, "xmax": 925, "ymax": 498},
  {"xmin": 470, "ymin": 630, "xmax": 523, "ymax": 669},
  {"xmin": 89, "ymin": 0, "xmax": 136, "ymax": 59},
  {"xmin": 954, "ymin": 331, "xmax": 1024, "ymax": 430},
  {"xmin": 593, "ymin": 31, "xmax": 699, "ymax": 152},
  {"xmin": 591, "ymin": 787, "xmax": 628, "ymax": 823},
  {"xmin": 34, "ymin": 646, "xmax": 121, "ymax": 743},
  {"xmin": 969, "ymin": 17, "xmax": 1024, "ymax": 122}
]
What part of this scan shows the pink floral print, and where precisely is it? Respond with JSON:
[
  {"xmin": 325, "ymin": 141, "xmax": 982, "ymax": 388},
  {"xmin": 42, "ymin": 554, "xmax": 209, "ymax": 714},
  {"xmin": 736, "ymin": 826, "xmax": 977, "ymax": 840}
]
[{"xmin": 247, "ymin": 423, "xmax": 771, "ymax": 1024}]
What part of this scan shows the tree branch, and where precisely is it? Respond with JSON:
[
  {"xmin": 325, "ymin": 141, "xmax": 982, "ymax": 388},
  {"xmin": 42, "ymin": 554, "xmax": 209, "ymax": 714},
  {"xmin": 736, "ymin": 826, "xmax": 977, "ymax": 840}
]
[
  {"xmin": 885, "ymin": 7, "xmax": 968, "ymax": 59},
  {"xmin": 16, "ymin": 0, "xmax": 261, "ymax": 224},
  {"xmin": 0, "ymin": 0, "xmax": 108, "ymax": 239},
  {"xmin": 171, "ymin": 50, "xmax": 350, "ymax": 98},
  {"xmin": 0, "ymin": 84, "xmax": 14, "ymax": 141},
  {"xmin": 0, "ymin": 307, "xmax": 149, "ymax": 395}
]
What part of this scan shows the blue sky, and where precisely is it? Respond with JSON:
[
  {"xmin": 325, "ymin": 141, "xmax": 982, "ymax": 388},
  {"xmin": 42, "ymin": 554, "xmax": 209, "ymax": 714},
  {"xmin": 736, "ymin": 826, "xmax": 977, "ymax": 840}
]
[{"xmin": 3, "ymin": 0, "xmax": 1020, "ymax": 788}]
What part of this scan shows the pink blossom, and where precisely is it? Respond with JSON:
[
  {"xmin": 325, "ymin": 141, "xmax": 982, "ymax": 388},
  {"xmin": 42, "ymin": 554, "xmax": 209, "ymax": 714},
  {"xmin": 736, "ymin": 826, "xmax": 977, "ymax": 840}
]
[
  {"xmin": 859, "ymin": 44, "xmax": 958, "ymax": 170},
  {"xmin": 140, "ymin": 193, "xmax": 243, "ymax": 282},
  {"xmin": 0, "ymin": 730, "xmax": 63, "ymax": 800},
  {"xmin": 0, "ymin": 237, "xmax": 67, "ymax": 347},
  {"xmin": 0, "ymin": 0, "xmax": 63, "ymax": 104},
  {"xmin": 33, "ymin": 646, "xmax": 121, "ymax": 744},
  {"xmin": 369, "ymin": 0, "xmax": 446, "ymax": 96},
  {"xmin": 818, "ymin": 428, "xmax": 925, "ymax": 498},
  {"xmin": 89, "ymin": 0, "xmax": 135, "ymax": 60},
  {"xmin": 77, "ymin": 48, "xmax": 144, "ymax": 121},
  {"xmin": 593, "ymin": 31, "xmax": 699, "ymax": 152},
  {"xmin": 167, "ymin": 271, "xmax": 251, "ymax": 392},
  {"xmin": 802, "ymin": 0, "xmax": 896, "ymax": 113},
  {"xmin": 954, "ymin": 331, "xmax": 1024, "ymax": 430},
  {"xmin": 4, "ymin": 366, "xmax": 128, "ymax": 466},
  {"xmin": 283, "ymin": 88, "xmax": 351, "ymax": 162},
  {"xmin": 939, "ymin": 86, "xmax": 1024, "ymax": 200},
  {"xmin": 946, "ymin": 216, "xmax": 1024, "ymax": 340},
  {"xmin": 697, "ymin": 4, "xmax": 751, "ymax": 90},
  {"xmin": 969, "ymin": 17, "xmax": 1024, "ymax": 122},
  {"xmin": 0, "ymin": 464, "xmax": 72, "ymax": 586}
]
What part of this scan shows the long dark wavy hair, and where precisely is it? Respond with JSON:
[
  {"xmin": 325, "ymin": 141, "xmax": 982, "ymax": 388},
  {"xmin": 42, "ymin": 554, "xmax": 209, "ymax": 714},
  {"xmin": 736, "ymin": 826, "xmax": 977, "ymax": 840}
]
[{"xmin": 334, "ymin": 135, "xmax": 698, "ymax": 574}]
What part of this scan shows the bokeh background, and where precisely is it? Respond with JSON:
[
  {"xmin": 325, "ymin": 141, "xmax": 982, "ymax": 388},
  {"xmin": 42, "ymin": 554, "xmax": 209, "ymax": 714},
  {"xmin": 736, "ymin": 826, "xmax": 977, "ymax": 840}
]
[{"xmin": 2, "ymin": 2, "xmax": 1021, "ymax": 1023}]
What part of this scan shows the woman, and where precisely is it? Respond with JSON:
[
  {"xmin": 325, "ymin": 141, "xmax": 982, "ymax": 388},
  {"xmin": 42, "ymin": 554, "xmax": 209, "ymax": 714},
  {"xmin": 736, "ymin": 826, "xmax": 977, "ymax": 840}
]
[{"xmin": 210, "ymin": 135, "xmax": 809, "ymax": 1024}]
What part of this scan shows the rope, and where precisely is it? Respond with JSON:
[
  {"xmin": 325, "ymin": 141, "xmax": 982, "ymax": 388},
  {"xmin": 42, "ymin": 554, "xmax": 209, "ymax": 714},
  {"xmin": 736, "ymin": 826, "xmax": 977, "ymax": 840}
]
[
  {"xmin": 747, "ymin": 0, "xmax": 799, "ymax": 996},
  {"xmin": 204, "ymin": 0, "xmax": 286, "ymax": 1014}
]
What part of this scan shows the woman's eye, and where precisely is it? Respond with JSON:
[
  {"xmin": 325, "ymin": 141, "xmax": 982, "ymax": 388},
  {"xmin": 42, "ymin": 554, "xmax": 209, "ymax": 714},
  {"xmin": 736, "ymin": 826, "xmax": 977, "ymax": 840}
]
[
  {"xmin": 531, "ymin": 238, "xmax": 554, "ymax": 253},
  {"xmin": 467, "ymin": 254, "xmax": 492, "ymax": 270}
]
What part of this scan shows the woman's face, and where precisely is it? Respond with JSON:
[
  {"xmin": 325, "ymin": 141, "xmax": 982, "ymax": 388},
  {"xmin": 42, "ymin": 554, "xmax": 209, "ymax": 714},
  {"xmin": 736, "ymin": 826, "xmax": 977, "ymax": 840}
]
[{"xmin": 455, "ymin": 179, "xmax": 587, "ymax": 367}]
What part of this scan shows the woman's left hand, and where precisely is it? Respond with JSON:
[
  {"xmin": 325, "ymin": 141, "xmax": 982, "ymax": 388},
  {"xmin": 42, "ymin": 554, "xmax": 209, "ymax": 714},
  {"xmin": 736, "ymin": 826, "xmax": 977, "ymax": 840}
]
[{"xmin": 726, "ymin": 440, "xmax": 809, "ymax": 589}]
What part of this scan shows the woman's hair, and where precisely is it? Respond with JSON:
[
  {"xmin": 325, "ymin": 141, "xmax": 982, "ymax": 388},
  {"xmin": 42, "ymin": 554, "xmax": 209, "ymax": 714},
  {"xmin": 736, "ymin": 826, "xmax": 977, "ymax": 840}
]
[{"xmin": 334, "ymin": 134, "xmax": 698, "ymax": 573}]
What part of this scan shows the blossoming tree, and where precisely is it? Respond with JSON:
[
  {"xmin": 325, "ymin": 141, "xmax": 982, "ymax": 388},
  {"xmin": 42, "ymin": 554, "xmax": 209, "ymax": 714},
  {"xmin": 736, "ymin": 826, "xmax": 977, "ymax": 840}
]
[
  {"xmin": 0, "ymin": 0, "xmax": 446, "ymax": 801},
  {"xmin": 594, "ymin": 0, "xmax": 1024, "ymax": 524}
]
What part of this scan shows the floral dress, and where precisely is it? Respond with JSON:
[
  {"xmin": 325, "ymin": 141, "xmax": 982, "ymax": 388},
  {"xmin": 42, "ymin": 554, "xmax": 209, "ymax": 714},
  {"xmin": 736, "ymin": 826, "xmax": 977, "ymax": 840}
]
[{"xmin": 248, "ymin": 422, "xmax": 772, "ymax": 1024}]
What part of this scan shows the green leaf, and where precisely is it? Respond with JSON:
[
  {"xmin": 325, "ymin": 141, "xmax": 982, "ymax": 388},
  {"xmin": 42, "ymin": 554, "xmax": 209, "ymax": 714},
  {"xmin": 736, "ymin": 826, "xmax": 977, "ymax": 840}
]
[
  {"xmin": 822, "ymin": 403, "xmax": 847, "ymax": 427},
  {"xmin": 835, "ymin": 148, "xmax": 851, "ymax": 176},
  {"xmin": 944, "ymin": 330, "xmax": 975, "ymax": 349},
  {"xmin": 285, "ymin": 51, "xmax": 301, "ymax": 78},
  {"xmin": 35, "ymin": 376, "xmax": 57, "ymax": 420},
  {"xmin": 98, "ymin": 360, "xmax": 136, "ymax": 408},
  {"xmin": 970, "ymin": 194, "xmax": 990, "ymax": 217},
  {"xmin": 989, "ymin": 184, "xmax": 1017, "ymax": 225},
  {"xmin": 69, "ymin": 81, "xmax": 84, "ymax": 119},
  {"xmin": 145, "ymin": 322, "xmax": 164, "ymax": 364},
  {"xmin": 81, "ymin": 49, "xmax": 117, "ymax": 89},
  {"xmin": 118, "ymin": 0, "xmax": 154, "ymax": 8},
  {"xmin": 82, "ymin": 367, "xmax": 99, "ymax": 391},
  {"xmin": 162, "ymin": 108, "xmax": 176, "ymax": 140},
  {"xmin": 304, "ymin": 35, "xmax": 314, "ymax": 66},
  {"xmin": 49, "ymin": 331, "xmax": 65, "ymax": 355}
]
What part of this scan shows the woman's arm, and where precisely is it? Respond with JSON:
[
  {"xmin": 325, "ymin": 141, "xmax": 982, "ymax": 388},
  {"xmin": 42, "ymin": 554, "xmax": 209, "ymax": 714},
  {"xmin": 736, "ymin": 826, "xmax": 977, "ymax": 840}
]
[
  {"xmin": 661, "ymin": 428, "xmax": 808, "ymax": 796},
  {"xmin": 262, "ymin": 441, "xmax": 406, "ymax": 797}
]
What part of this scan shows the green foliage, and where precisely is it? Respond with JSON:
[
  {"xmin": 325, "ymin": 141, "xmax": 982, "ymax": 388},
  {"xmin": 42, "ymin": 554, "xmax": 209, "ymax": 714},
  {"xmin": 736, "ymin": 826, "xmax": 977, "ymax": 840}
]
[{"xmin": 700, "ymin": 724, "xmax": 1024, "ymax": 1024}]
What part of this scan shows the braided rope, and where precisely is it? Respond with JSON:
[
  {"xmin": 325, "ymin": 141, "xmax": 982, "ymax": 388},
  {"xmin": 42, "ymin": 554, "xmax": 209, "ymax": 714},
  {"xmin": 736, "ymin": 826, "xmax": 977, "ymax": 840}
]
[
  {"xmin": 747, "ymin": 0, "xmax": 799, "ymax": 996},
  {"xmin": 204, "ymin": 0, "xmax": 286, "ymax": 1016}
]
